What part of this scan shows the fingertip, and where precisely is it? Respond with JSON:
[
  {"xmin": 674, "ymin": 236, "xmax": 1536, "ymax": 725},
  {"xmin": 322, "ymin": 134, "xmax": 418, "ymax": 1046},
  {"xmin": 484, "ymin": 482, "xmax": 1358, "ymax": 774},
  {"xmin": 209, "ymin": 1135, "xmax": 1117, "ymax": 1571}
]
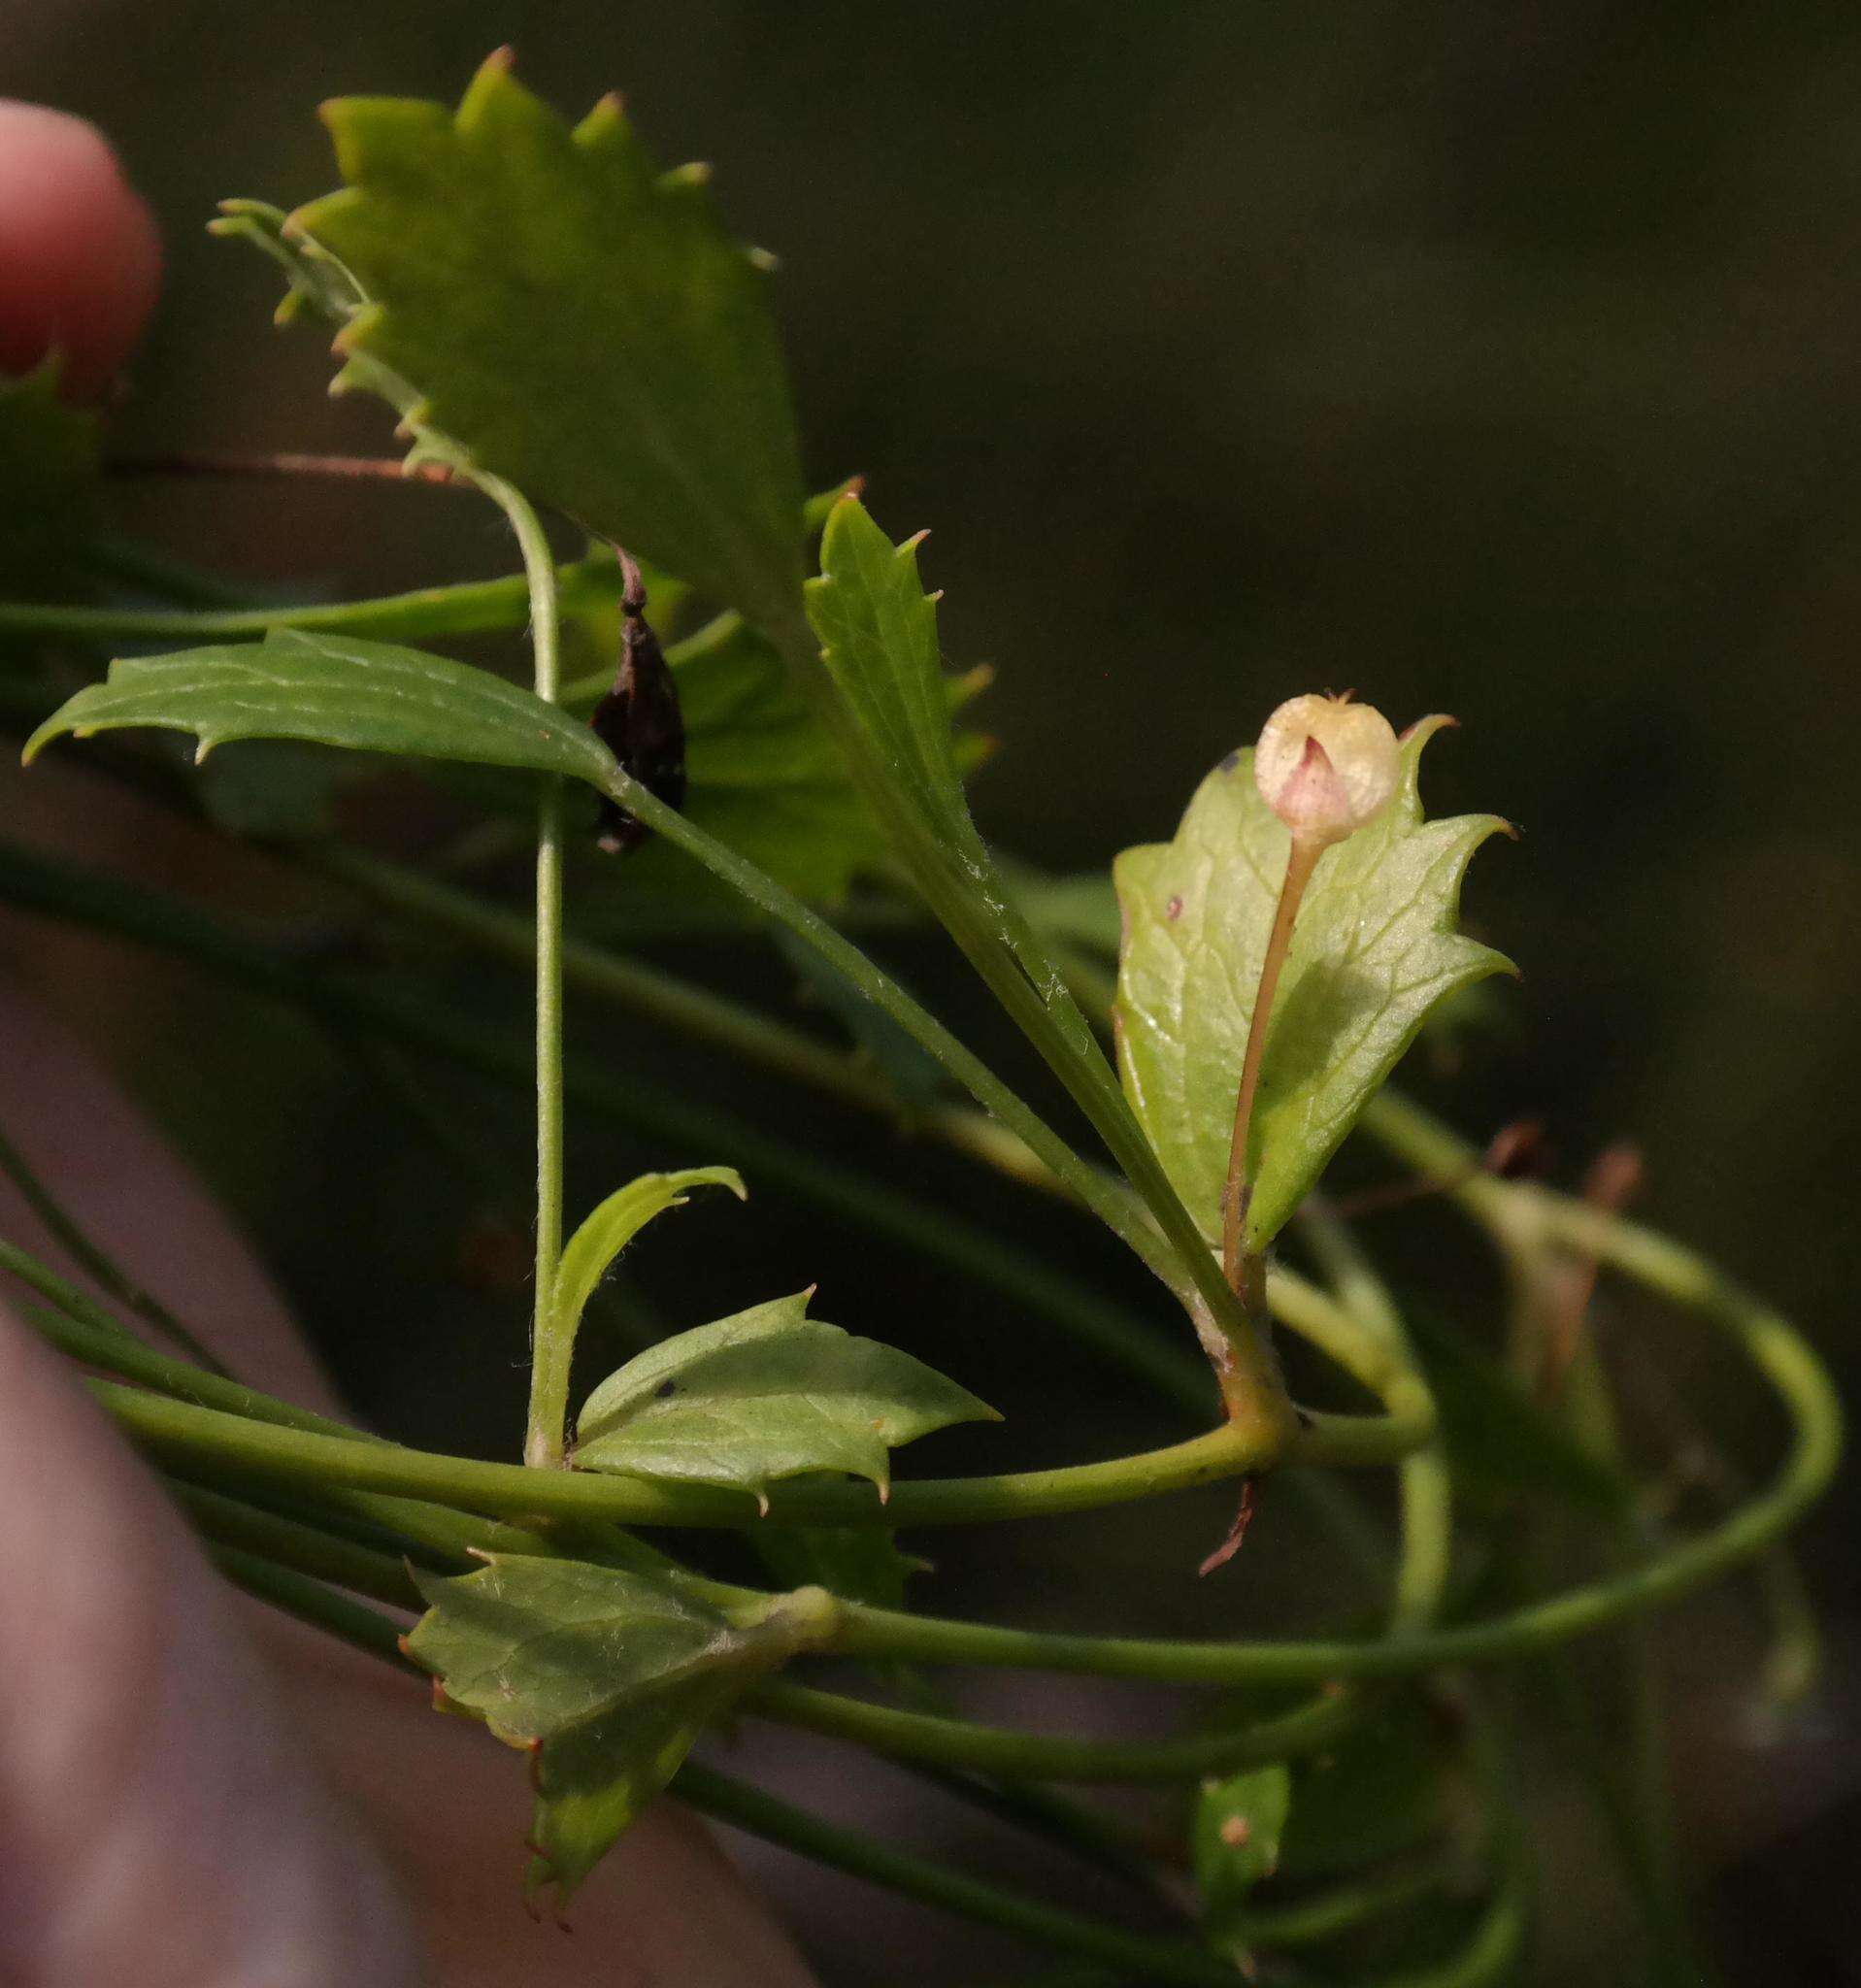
[{"xmin": 0, "ymin": 100, "xmax": 161, "ymax": 400}]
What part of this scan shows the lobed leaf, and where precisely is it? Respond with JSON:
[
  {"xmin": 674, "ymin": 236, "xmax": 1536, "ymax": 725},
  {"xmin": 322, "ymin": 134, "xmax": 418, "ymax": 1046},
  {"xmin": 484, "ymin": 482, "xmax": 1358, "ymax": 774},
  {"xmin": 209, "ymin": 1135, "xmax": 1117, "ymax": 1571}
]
[
  {"xmin": 287, "ymin": 53, "xmax": 808, "ymax": 637},
  {"xmin": 22, "ymin": 628, "xmax": 618, "ymax": 791},
  {"xmin": 405, "ymin": 1553, "xmax": 835, "ymax": 1904},
  {"xmin": 1113, "ymin": 721, "xmax": 1513, "ymax": 1250},
  {"xmin": 574, "ymin": 1290, "xmax": 999, "ymax": 1506}
]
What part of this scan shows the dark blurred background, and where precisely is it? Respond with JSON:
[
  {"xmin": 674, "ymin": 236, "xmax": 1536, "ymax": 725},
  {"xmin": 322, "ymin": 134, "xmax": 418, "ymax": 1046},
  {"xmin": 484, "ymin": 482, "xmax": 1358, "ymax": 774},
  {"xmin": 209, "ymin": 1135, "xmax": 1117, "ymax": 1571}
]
[{"xmin": 5, "ymin": 2, "xmax": 1859, "ymax": 1980}]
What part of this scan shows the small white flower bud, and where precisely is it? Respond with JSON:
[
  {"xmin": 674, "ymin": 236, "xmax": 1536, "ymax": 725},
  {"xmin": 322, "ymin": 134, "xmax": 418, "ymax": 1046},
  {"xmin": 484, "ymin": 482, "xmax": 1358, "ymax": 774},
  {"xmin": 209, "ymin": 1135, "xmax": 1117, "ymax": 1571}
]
[{"xmin": 1253, "ymin": 693, "xmax": 1399, "ymax": 848}]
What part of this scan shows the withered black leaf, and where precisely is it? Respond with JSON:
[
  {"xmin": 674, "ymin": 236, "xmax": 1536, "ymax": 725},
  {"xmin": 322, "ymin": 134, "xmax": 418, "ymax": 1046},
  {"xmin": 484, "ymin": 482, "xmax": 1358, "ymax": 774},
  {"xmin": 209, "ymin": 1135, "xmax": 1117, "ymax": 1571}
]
[{"xmin": 591, "ymin": 549, "xmax": 686, "ymax": 853}]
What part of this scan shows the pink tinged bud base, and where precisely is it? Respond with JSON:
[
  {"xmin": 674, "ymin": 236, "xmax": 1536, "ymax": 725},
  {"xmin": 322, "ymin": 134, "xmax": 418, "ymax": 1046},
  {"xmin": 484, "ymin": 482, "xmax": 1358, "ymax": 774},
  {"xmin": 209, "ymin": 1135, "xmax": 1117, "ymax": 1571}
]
[{"xmin": 1254, "ymin": 693, "xmax": 1400, "ymax": 848}]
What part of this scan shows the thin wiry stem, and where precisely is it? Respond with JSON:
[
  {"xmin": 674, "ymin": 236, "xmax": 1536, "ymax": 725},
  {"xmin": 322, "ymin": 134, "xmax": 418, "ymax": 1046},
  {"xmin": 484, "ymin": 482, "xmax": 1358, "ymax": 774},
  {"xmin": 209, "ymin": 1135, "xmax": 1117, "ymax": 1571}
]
[
  {"xmin": 0, "ymin": 1119, "xmax": 229, "ymax": 1375},
  {"xmin": 465, "ymin": 471, "xmax": 570, "ymax": 1470}
]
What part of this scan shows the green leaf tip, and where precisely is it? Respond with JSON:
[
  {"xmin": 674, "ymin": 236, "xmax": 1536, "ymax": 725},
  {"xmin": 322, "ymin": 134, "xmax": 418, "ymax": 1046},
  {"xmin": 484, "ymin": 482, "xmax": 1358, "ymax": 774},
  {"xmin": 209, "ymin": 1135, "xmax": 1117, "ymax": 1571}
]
[
  {"xmin": 574, "ymin": 1290, "xmax": 1000, "ymax": 1507},
  {"xmin": 551, "ymin": 1166, "xmax": 747, "ymax": 1351},
  {"xmin": 1114, "ymin": 718, "xmax": 1514, "ymax": 1252},
  {"xmin": 282, "ymin": 52, "xmax": 806, "ymax": 634},
  {"xmin": 806, "ymin": 494, "xmax": 976, "ymax": 843},
  {"xmin": 21, "ymin": 628, "xmax": 621, "ymax": 795},
  {"xmin": 806, "ymin": 495, "xmax": 1105, "ymax": 1070}
]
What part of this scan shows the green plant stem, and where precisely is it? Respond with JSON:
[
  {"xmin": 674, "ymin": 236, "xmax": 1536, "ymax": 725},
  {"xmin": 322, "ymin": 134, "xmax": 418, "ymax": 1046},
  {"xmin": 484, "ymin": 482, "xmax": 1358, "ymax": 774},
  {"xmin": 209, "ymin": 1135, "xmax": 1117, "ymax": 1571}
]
[
  {"xmin": 0, "ymin": 839, "xmax": 1220, "ymax": 1419},
  {"xmin": 6, "ymin": 848, "xmax": 1834, "ymax": 1673},
  {"xmin": 158, "ymin": 1453, "xmax": 1365, "ymax": 1811},
  {"xmin": 213, "ymin": 1544, "xmax": 421, "ymax": 1673},
  {"xmin": 747, "ymin": 611, "xmax": 1291, "ymax": 1450},
  {"xmin": 1301, "ymin": 1204, "xmax": 1451, "ymax": 1634},
  {"xmin": 825, "ymin": 1242, "xmax": 1836, "ymax": 1680},
  {"xmin": 1363, "ymin": 1088, "xmax": 1843, "ymax": 1697},
  {"xmin": 468, "ymin": 471, "xmax": 571, "ymax": 1470},
  {"xmin": 675, "ymin": 1762, "xmax": 1240, "ymax": 1988},
  {"xmin": 78, "ymin": 1232, "xmax": 1833, "ymax": 1684},
  {"xmin": 0, "ymin": 559, "xmax": 614, "ymax": 645},
  {"xmin": 584, "ymin": 764, "xmax": 1188, "ymax": 1301},
  {"xmin": 317, "ymin": 843, "xmax": 1069, "ymax": 1196},
  {"xmin": 888, "ymin": 1765, "xmax": 1177, "ymax": 1900},
  {"xmin": 1234, "ymin": 1858, "xmax": 1446, "ymax": 1946},
  {"xmin": 3, "ymin": 1240, "xmax": 358, "ymax": 1437},
  {"xmin": 0, "ymin": 1120, "xmax": 228, "ymax": 1374},
  {"xmin": 0, "ymin": 838, "xmax": 1413, "ymax": 1585},
  {"xmin": 173, "ymin": 1479, "xmax": 424, "ymax": 1610},
  {"xmin": 89, "ymin": 1378, "xmax": 1291, "ymax": 1527},
  {"xmin": 746, "ymin": 1677, "xmax": 1360, "ymax": 1786},
  {"xmin": 1366, "ymin": 1847, "xmax": 1527, "ymax": 1988}
]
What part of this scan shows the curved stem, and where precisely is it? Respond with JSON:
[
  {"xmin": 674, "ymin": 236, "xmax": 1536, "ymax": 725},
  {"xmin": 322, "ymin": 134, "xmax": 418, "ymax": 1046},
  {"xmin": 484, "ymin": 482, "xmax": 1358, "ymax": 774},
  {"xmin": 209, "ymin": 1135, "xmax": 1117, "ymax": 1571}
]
[
  {"xmin": 177, "ymin": 1471, "xmax": 1358, "ymax": 1806},
  {"xmin": 89, "ymin": 1379, "xmax": 1285, "ymax": 1527},
  {"xmin": 1234, "ymin": 1858, "xmax": 1446, "ymax": 1947},
  {"xmin": 746, "ymin": 1676, "xmax": 1361, "ymax": 1785},
  {"xmin": 827, "ymin": 1237, "xmax": 1838, "ymax": 1681},
  {"xmin": 1300, "ymin": 1203, "xmax": 1452, "ymax": 1633}
]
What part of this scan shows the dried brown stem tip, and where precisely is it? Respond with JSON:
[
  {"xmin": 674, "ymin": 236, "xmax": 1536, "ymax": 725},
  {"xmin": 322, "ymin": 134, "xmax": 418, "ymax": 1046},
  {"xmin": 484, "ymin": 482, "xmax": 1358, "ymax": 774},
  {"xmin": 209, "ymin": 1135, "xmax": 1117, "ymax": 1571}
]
[{"xmin": 105, "ymin": 451, "xmax": 461, "ymax": 487}]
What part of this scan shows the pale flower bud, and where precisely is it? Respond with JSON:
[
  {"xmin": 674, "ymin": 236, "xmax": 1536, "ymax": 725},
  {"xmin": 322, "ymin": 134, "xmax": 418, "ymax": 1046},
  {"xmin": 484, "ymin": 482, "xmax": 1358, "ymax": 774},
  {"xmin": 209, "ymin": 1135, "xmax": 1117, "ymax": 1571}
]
[{"xmin": 1253, "ymin": 693, "xmax": 1399, "ymax": 848}]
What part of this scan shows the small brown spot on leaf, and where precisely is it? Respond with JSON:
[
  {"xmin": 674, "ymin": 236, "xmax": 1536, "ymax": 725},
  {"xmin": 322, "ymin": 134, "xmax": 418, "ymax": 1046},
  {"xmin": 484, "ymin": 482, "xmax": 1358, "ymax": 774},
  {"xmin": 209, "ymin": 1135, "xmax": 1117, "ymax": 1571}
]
[
  {"xmin": 1166, "ymin": 894, "xmax": 1183, "ymax": 920},
  {"xmin": 1220, "ymin": 1814, "xmax": 1251, "ymax": 1847}
]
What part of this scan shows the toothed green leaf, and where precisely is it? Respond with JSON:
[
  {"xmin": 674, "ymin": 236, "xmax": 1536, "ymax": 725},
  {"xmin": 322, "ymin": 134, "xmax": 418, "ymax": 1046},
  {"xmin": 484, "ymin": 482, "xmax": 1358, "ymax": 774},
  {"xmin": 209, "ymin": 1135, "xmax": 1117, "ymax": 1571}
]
[
  {"xmin": 574, "ymin": 1291, "xmax": 999, "ymax": 1503},
  {"xmin": 282, "ymin": 55, "xmax": 806, "ymax": 635},
  {"xmin": 805, "ymin": 495, "xmax": 1101, "ymax": 1063},
  {"xmin": 23, "ymin": 628, "xmax": 617, "ymax": 789},
  {"xmin": 405, "ymin": 1554, "xmax": 834, "ymax": 1905},
  {"xmin": 210, "ymin": 199, "xmax": 369, "ymax": 331},
  {"xmin": 1113, "ymin": 721, "xmax": 1513, "ymax": 1251},
  {"xmin": 0, "ymin": 360, "xmax": 98, "ymax": 595}
]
